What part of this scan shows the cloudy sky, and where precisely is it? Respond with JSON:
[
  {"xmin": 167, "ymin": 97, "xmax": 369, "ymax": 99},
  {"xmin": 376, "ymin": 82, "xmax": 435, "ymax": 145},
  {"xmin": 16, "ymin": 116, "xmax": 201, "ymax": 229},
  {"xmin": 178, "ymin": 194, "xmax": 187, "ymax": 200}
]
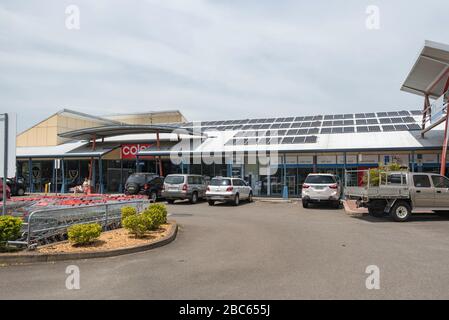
[{"xmin": 1, "ymin": 0, "xmax": 448, "ymax": 131}]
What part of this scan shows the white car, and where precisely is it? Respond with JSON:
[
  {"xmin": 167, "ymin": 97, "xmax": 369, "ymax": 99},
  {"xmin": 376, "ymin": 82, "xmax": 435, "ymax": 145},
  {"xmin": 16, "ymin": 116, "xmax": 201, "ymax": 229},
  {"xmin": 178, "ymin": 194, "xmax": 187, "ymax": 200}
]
[
  {"xmin": 301, "ymin": 174, "xmax": 342, "ymax": 209},
  {"xmin": 206, "ymin": 177, "xmax": 253, "ymax": 206}
]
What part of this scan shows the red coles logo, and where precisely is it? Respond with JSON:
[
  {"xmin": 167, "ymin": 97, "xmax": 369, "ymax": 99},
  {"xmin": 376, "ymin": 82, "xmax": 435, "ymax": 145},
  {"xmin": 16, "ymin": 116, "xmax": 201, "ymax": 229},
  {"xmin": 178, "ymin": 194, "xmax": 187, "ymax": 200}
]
[{"xmin": 121, "ymin": 144, "xmax": 152, "ymax": 159}]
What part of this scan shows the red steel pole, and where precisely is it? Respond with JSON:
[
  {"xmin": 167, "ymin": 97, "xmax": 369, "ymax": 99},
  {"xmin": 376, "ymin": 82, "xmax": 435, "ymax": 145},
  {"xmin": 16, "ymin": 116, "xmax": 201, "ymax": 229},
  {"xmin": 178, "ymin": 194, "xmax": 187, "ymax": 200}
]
[
  {"xmin": 439, "ymin": 78, "xmax": 449, "ymax": 176},
  {"xmin": 156, "ymin": 130, "xmax": 163, "ymax": 176}
]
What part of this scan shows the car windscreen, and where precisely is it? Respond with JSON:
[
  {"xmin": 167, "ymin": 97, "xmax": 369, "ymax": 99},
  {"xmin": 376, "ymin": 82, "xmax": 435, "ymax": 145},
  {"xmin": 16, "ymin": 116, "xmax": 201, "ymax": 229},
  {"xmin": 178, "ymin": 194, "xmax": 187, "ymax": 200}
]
[
  {"xmin": 305, "ymin": 175, "xmax": 336, "ymax": 184},
  {"xmin": 164, "ymin": 176, "xmax": 185, "ymax": 184},
  {"xmin": 126, "ymin": 174, "xmax": 146, "ymax": 184},
  {"xmin": 210, "ymin": 179, "xmax": 231, "ymax": 186}
]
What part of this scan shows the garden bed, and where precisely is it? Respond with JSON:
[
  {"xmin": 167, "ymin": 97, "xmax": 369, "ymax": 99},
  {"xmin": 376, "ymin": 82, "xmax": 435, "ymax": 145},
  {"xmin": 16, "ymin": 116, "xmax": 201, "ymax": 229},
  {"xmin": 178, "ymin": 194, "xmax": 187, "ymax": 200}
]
[{"xmin": 37, "ymin": 223, "xmax": 174, "ymax": 254}]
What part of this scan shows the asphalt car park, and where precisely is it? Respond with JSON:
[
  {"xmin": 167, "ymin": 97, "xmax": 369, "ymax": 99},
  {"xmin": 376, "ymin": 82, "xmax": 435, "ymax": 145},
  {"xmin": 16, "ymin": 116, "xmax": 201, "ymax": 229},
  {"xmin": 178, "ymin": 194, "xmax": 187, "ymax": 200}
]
[{"xmin": 2, "ymin": 201, "xmax": 449, "ymax": 299}]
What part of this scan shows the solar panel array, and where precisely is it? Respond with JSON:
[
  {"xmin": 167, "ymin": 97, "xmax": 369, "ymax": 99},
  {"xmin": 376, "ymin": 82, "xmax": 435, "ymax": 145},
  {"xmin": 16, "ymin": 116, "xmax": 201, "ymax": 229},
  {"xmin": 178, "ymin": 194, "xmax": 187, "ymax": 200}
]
[{"xmin": 177, "ymin": 110, "xmax": 423, "ymax": 146}]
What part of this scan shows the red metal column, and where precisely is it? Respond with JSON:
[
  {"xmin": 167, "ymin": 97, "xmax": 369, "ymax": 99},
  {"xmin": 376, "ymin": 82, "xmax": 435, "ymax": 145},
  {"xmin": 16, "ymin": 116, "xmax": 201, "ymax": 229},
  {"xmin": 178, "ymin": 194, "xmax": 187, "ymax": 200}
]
[
  {"xmin": 88, "ymin": 134, "xmax": 97, "ymax": 194},
  {"xmin": 421, "ymin": 94, "xmax": 430, "ymax": 137},
  {"xmin": 156, "ymin": 130, "xmax": 163, "ymax": 176},
  {"xmin": 440, "ymin": 78, "xmax": 449, "ymax": 176}
]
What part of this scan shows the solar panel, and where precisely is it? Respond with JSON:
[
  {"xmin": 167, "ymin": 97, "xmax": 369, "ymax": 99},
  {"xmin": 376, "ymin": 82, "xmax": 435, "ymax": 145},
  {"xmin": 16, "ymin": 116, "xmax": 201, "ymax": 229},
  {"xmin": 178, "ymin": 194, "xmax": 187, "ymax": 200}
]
[
  {"xmin": 294, "ymin": 117, "xmax": 305, "ymax": 122},
  {"xmin": 377, "ymin": 112, "xmax": 388, "ymax": 117},
  {"xmin": 402, "ymin": 117, "xmax": 415, "ymax": 123},
  {"xmin": 321, "ymin": 128, "xmax": 332, "ymax": 134},
  {"xmin": 293, "ymin": 136, "xmax": 306, "ymax": 144},
  {"xmin": 366, "ymin": 119, "xmax": 378, "ymax": 124},
  {"xmin": 343, "ymin": 120, "xmax": 354, "ymax": 125},
  {"xmin": 275, "ymin": 118, "xmax": 286, "ymax": 123},
  {"xmin": 357, "ymin": 126, "xmax": 369, "ymax": 133},
  {"xmin": 323, "ymin": 121, "xmax": 333, "ymax": 127},
  {"xmin": 313, "ymin": 115, "xmax": 323, "ymax": 121},
  {"xmin": 304, "ymin": 116, "xmax": 314, "ymax": 121},
  {"xmin": 334, "ymin": 114, "xmax": 344, "ymax": 120},
  {"xmin": 410, "ymin": 110, "xmax": 422, "ymax": 115},
  {"xmin": 332, "ymin": 127, "xmax": 343, "ymax": 133},
  {"xmin": 333, "ymin": 120, "xmax": 344, "ymax": 126},
  {"xmin": 365, "ymin": 113, "xmax": 376, "ymax": 118},
  {"xmin": 379, "ymin": 118, "xmax": 391, "ymax": 124},
  {"xmin": 368, "ymin": 126, "xmax": 381, "ymax": 132},
  {"xmin": 394, "ymin": 124, "xmax": 407, "ymax": 130},
  {"xmin": 305, "ymin": 136, "xmax": 318, "ymax": 143},
  {"xmin": 270, "ymin": 123, "xmax": 281, "ymax": 129},
  {"xmin": 301, "ymin": 122, "xmax": 312, "ymax": 128},
  {"xmin": 355, "ymin": 113, "xmax": 365, "ymax": 119},
  {"xmin": 282, "ymin": 137, "xmax": 295, "ymax": 144},
  {"xmin": 297, "ymin": 129, "xmax": 308, "ymax": 135},
  {"xmin": 407, "ymin": 124, "xmax": 421, "ymax": 131},
  {"xmin": 398, "ymin": 111, "xmax": 410, "ymax": 116},
  {"xmin": 308, "ymin": 128, "xmax": 320, "ymax": 134},
  {"xmin": 279, "ymin": 123, "xmax": 291, "ymax": 129},
  {"xmin": 343, "ymin": 114, "xmax": 353, "ymax": 119},
  {"xmin": 285, "ymin": 117, "xmax": 295, "ymax": 122},
  {"xmin": 387, "ymin": 112, "xmax": 399, "ymax": 117},
  {"xmin": 356, "ymin": 119, "xmax": 367, "ymax": 125},
  {"xmin": 391, "ymin": 118, "xmax": 403, "ymax": 123},
  {"xmin": 287, "ymin": 129, "xmax": 298, "ymax": 136},
  {"xmin": 343, "ymin": 127, "xmax": 355, "ymax": 133},
  {"xmin": 382, "ymin": 125, "xmax": 395, "ymax": 132},
  {"xmin": 290, "ymin": 122, "xmax": 302, "ymax": 128},
  {"xmin": 324, "ymin": 115, "xmax": 333, "ymax": 120}
]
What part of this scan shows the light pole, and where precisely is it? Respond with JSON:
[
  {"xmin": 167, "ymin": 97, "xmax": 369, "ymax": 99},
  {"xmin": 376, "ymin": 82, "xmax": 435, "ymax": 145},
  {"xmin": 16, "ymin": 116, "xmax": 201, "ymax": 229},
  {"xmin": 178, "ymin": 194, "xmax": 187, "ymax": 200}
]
[{"xmin": 1, "ymin": 113, "xmax": 8, "ymax": 216}]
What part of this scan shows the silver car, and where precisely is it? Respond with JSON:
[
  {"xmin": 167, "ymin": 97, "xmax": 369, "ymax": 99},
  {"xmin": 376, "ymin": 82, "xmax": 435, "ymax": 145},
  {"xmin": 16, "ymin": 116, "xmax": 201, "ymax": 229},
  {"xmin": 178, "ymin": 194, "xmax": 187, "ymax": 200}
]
[
  {"xmin": 206, "ymin": 177, "xmax": 253, "ymax": 206},
  {"xmin": 162, "ymin": 174, "xmax": 207, "ymax": 204},
  {"xmin": 301, "ymin": 174, "xmax": 342, "ymax": 209}
]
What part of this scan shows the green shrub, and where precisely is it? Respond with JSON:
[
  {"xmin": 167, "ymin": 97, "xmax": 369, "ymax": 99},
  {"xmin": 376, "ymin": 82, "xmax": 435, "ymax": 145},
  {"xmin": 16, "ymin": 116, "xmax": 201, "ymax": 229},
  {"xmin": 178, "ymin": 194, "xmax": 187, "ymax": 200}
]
[
  {"xmin": 0, "ymin": 216, "xmax": 23, "ymax": 248},
  {"xmin": 121, "ymin": 206, "xmax": 137, "ymax": 221},
  {"xmin": 365, "ymin": 162, "xmax": 405, "ymax": 186},
  {"xmin": 143, "ymin": 203, "xmax": 167, "ymax": 229},
  {"xmin": 68, "ymin": 223, "xmax": 102, "ymax": 245},
  {"xmin": 122, "ymin": 214, "xmax": 150, "ymax": 238}
]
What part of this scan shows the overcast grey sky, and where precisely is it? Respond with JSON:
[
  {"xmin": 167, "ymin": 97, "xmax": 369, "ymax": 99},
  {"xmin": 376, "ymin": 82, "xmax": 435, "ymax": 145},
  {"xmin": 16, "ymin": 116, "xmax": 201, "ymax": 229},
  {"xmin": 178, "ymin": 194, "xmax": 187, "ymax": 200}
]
[{"xmin": 1, "ymin": 0, "xmax": 448, "ymax": 131}]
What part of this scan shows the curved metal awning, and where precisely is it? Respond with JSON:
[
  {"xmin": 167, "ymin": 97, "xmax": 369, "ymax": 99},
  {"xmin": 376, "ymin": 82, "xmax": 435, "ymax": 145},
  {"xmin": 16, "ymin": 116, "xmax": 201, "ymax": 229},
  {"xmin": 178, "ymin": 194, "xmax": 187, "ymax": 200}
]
[
  {"xmin": 401, "ymin": 40, "xmax": 449, "ymax": 99},
  {"xmin": 58, "ymin": 124, "xmax": 195, "ymax": 141}
]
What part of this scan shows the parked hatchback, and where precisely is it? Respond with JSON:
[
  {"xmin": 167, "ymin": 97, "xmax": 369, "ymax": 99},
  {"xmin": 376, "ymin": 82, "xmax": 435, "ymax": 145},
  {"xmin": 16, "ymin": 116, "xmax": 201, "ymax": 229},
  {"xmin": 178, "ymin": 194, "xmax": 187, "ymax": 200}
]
[
  {"xmin": 124, "ymin": 173, "xmax": 164, "ymax": 202},
  {"xmin": 302, "ymin": 174, "xmax": 341, "ymax": 209},
  {"xmin": 7, "ymin": 177, "xmax": 26, "ymax": 196},
  {"xmin": 0, "ymin": 180, "xmax": 11, "ymax": 201},
  {"xmin": 162, "ymin": 174, "xmax": 207, "ymax": 204},
  {"xmin": 206, "ymin": 177, "xmax": 253, "ymax": 206}
]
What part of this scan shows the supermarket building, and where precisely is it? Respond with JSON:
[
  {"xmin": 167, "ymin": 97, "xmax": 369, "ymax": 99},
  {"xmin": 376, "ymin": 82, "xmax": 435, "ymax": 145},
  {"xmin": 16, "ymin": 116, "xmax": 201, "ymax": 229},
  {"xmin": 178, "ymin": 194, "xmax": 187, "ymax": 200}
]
[{"xmin": 14, "ymin": 41, "xmax": 449, "ymax": 197}]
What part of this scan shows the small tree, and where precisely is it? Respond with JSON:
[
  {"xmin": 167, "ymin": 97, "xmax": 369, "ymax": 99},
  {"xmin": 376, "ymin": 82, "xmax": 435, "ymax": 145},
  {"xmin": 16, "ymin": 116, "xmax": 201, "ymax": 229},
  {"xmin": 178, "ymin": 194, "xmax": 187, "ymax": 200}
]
[
  {"xmin": 121, "ymin": 206, "xmax": 137, "ymax": 221},
  {"xmin": 143, "ymin": 204, "xmax": 167, "ymax": 229},
  {"xmin": 365, "ymin": 162, "xmax": 405, "ymax": 186},
  {"xmin": 123, "ymin": 215, "xmax": 151, "ymax": 238},
  {"xmin": 68, "ymin": 223, "xmax": 102, "ymax": 246},
  {"xmin": 0, "ymin": 216, "xmax": 23, "ymax": 250}
]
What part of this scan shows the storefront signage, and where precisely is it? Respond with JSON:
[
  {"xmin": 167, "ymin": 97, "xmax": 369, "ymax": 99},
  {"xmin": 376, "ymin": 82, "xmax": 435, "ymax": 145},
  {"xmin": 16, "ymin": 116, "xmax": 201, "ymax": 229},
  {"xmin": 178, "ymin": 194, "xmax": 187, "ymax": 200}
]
[
  {"xmin": 297, "ymin": 156, "xmax": 314, "ymax": 165},
  {"xmin": 358, "ymin": 154, "xmax": 379, "ymax": 164},
  {"xmin": 317, "ymin": 155, "xmax": 337, "ymax": 165},
  {"xmin": 121, "ymin": 144, "xmax": 152, "ymax": 159}
]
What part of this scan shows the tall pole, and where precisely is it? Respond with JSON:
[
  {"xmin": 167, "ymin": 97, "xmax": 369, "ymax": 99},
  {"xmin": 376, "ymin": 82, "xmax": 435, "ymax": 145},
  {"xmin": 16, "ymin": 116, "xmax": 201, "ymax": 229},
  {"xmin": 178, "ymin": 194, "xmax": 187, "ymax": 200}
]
[{"xmin": 2, "ymin": 113, "xmax": 8, "ymax": 216}]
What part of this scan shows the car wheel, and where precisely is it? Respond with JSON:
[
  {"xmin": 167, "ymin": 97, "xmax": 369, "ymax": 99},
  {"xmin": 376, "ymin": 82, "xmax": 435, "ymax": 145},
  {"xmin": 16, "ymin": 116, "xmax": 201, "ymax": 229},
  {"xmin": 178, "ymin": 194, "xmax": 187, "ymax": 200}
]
[
  {"xmin": 368, "ymin": 200, "xmax": 387, "ymax": 217},
  {"xmin": 208, "ymin": 200, "xmax": 215, "ymax": 206},
  {"xmin": 332, "ymin": 200, "xmax": 340, "ymax": 209},
  {"xmin": 390, "ymin": 201, "xmax": 412, "ymax": 222},
  {"xmin": 302, "ymin": 199, "xmax": 309, "ymax": 208},
  {"xmin": 149, "ymin": 191, "xmax": 157, "ymax": 202},
  {"xmin": 248, "ymin": 192, "xmax": 253, "ymax": 203},
  {"xmin": 233, "ymin": 194, "xmax": 240, "ymax": 206},
  {"xmin": 17, "ymin": 188, "xmax": 25, "ymax": 196},
  {"xmin": 190, "ymin": 192, "xmax": 198, "ymax": 204},
  {"xmin": 167, "ymin": 199, "xmax": 175, "ymax": 204}
]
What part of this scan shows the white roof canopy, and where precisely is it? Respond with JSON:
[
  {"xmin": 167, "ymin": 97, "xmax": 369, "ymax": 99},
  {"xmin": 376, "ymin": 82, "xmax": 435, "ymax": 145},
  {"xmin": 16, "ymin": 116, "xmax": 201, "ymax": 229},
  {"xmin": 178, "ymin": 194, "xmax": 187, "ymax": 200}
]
[{"xmin": 401, "ymin": 41, "xmax": 449, "ymax": 99}]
